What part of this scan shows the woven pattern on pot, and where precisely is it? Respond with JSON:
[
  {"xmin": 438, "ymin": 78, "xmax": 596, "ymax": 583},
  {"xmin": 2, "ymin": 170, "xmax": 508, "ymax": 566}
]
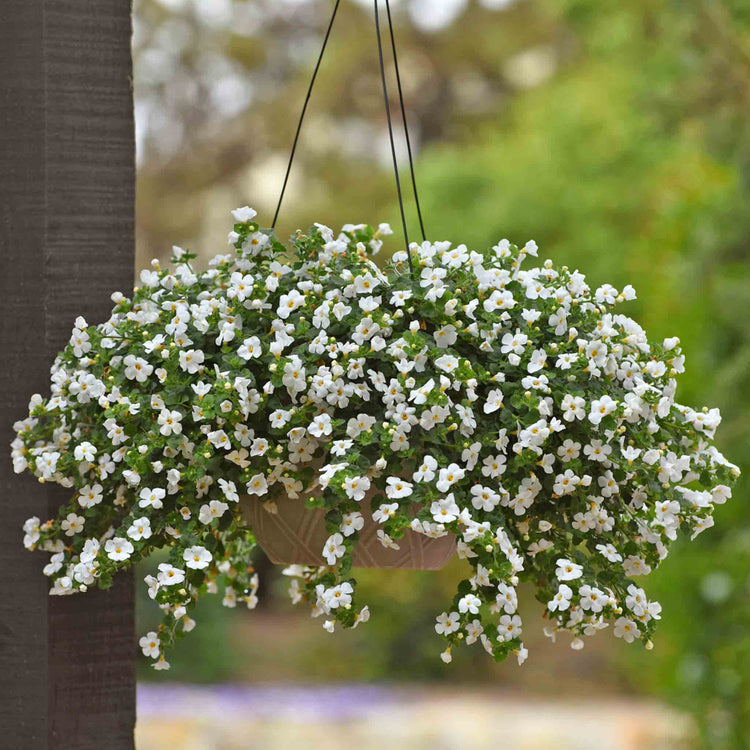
[{"xmin": 241, "ymin": 494, "xmax": 455, "ymax": 570}]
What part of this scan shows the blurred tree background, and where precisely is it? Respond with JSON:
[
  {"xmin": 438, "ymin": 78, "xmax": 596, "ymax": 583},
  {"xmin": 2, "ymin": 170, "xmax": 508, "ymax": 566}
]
[{"xmin": 133, "ymin": 0, "xmax": 749, "ymax": 746}]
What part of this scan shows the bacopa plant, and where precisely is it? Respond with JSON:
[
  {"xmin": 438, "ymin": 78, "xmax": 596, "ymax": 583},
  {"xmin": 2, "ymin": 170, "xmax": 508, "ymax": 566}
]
[{"xmin": 12, "ymin": 207, "xmax": 738, "ymax": 669}]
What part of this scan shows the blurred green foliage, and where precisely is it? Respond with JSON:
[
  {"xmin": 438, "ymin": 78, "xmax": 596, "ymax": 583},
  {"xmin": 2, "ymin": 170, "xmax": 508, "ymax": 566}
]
[
  {"xmin": 414, "ymin": 2, "xmax": 750, "ymax": 745},
  {"xmin": 134, "ymin": 0, "xmax": 749, "ymax": 746}
]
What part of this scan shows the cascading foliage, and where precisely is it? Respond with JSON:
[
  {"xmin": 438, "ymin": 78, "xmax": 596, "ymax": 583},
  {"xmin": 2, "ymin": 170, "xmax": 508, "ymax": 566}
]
[{"xmin": 12, "ymin": 206, "xmax": 738, "ymax": 668}]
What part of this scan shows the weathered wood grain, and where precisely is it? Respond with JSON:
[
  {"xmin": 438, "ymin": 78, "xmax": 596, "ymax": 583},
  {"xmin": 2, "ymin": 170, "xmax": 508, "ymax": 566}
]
[{"xmin": 0, "ymin": 1, "xmax": 136, "ymax": 747}]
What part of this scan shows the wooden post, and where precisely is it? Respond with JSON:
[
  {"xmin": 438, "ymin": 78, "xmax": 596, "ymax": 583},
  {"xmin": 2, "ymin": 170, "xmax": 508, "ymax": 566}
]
[{"xmin": 0, "ymin": 1, "xmax": 136, "ymax": 747}]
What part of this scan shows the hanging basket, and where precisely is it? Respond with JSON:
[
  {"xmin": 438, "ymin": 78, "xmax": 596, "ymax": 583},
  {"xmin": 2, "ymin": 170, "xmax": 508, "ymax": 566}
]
[
  {"xmin": 241, "ymin": 493, "xmax": 455, "ymax": 569},
  {"xmin": 9, "ymin": 0, "xmax": 739, "ymax": 676}
]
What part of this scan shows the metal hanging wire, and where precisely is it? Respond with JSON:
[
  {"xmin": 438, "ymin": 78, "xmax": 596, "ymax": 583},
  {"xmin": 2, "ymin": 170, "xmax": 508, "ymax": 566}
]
[
  {"xmin": 272, "ymin": 0, "xmax": 342, "ymax": 231},
  {"xmin": 272, "ymin": 0, "xmax": 425, "ymax": 278},
  {"xmin": 382, "ymin": 0, "xmax": 426, "ymax": 245}
]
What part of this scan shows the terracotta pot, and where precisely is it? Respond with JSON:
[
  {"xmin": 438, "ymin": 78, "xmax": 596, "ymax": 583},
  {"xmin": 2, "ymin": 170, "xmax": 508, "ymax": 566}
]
[{"xmin": 241, "ymin": 493, "xmax": 455, "ymax": 570}]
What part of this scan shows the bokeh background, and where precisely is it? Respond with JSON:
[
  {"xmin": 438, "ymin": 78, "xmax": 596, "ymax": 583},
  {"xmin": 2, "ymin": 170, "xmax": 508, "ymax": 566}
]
[{"xmin": 132, "ymin": 1, "xmax": 749, "ymax": 747}]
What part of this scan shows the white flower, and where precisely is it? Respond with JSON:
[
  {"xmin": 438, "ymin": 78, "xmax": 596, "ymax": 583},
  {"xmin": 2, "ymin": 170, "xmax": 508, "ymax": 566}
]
[
  {"xmin": 441, "ymin": 244, "xmax": 469, "ymax": 268},
  {"xmin": 207, "ymin": 429, "xmax": 231, "ymax": 450},
  {"xmin": 123, "ymin": 355, "xmax": 153, "ymax": 383},
  {"xmin": 435, "ymin": 354, "xmax": 459, "ymax": 373},
  {"xmin": 691, "ymin": 516, "xmax": 715, "ymax": 539},
  {"xmin": 589, "ymin": 395, "xmax": 618, "ymax": 425},
  {"xmin": 330, "ymin": 439, "xmax": 353, "ymax": 456},
  {"xmin": 269, "ymin": 410, "xmax": 291, "ymax": 429},
  {"xmin": 556, "ymin": 352, "xmax": 577, "ymax": 369},
  {"xmin": 195, "ymin": 475, "xmax": 214, "ymax": 498},
  {"xmin": 496, "ymin": 583, "xmax": 517, "ymax": 614},
  {"xmin": 231, "ymin": 206, "xmax": 257, "ymax": 223},
  {"xmin": 421, "ymin": 266, "xmax": 446, "ymax": 288},
  {"xmin": 430, "ymin": 494, "xmax": 460, "ymax": 523},
  {"xmin": 437, "ymin": 464, "xmax": 465, "ymax": 492},
  {"xmin": 548, "ymin": 584, "xmax": 573, "ymax": 612},
  {"xmin": 459, "ymin": 444, "xmax": 480, "ymax": 473},
  {"xmin": 484, "ymin": 289, "xmax": 515, "ymax": 312},
  {"xmin": 222, "ymin": 586, "xmax": 237, "ymax": 607},
  {"xmin": 433, "ymin": 325, "xmax": 458, "ymax": 348},
  {"xmin": 390, "ymin": 289, "xmax": 412, "ymax": 307},
  {"xmin": 179, "ymin": 349, "xmax": 205, "ymax": 373},
  {"xmin": 23, "ymin": 517, "xmax": 41, "ymax": 549},
  {"xmin": 215, "ymin": 478, "xmax": 238, "ymax": 503},
  {"xmin": 595, "ymin": 543, "xmax": 623, "ymax": 563},
  {"xmin": 579, "ymin": 585, "xmax": 606, "ymax": 613},
  {"xmin": 343, "ymin": 475, "xmax": 371, "ymax": 502},
  {"xmin": 60, "ymin": 513, "xmax": 85, "ymax": 537},
  {"xmin": 198, "ymin": 500, "xmax": 229, "ymax": 524},
  {"xmin": 238, "ymin": 336, "xmax": 262, "ymax": 360},
  {"xmin": 527, "ymin": 349, "xmax": 547, "ymax": 373},
  {"xmin": 191, "ymin": 381, "xmax": 212, "ymax": 398},
  {"xmin": 376, "ymin": 529, "xmax": 400, "ymax": 549},
  {"xmin": 340, "ymin": 511, "xmax": 364, "ymax": 537},
  {"xmin": 613, "ymin": 617, "xmax": 639, "ymax": 643},
  {"xmin": 282, "ymin": 359, "xmax": 306, "ymax": 396},
  {"xmin": 413, "ymin": 455, "xmax": 438, "ymax": 482},
  {"xmin": 74, "ymin": 442, "xmax": 97, "ymax": 462},
  {"xmin": 555, "ymin": 558, "xmax": 583, "ymax": 581},
  {"xmin": 557, "ymin": 439, "xmax": 581, "ymax": 463},
  {"xmin": 127, "ymin": 517, "xmax": 152, "ymax": 541},
  {"xmin": 625, "ymin": 584, "xmax": 648, "ymax": 616},
  {"xmin": 373, "ymin": 503, "xmax": 399, "ymax": 523},
  {"xmin": 623, "ymin": 555, "xmax": 651, "ymax": 577},
  {"xmin": 309, "ymin": 413, "xmax": 333, "ymax": 438},
  {"xmin": 277, "ymin": 289, "xmax": 305, "ymax": 319},
  {"xmin": 481, "ymin": 454, "xmax": 507, "ymax": 478},
  {"xmin": 324, "ymin": 582, "xmax": 353, "ymax": 609},
  {"xmin": 385, "ymin": 477, "xmax": 413, "ymax": 499},
  {"xmin": 246, "ymin": 473, "xmax": 268, "ymax": 496},
  {"xmin": 105, "ymin": 537, "xmax": 134, "ymax": 561},
  {"xmin": 157, "ymin": 563, "xmax": 185, "ymax": 586},
  {"xmin": 435, "ymin": 611, "xmax": 460, "ymax": 635},
  {"xmin": 322, "ymin": 533, "xmax": 346, "ymax": 565},
  {"xmin": 553, "ymin": 470, "xmax": 581, "ymax": 496},
  {"xmin": 152, "ymin": 656, "xmax": 171, "ymax": 671},
  {"xmin": 250, "ymin": 438, "xmax": 269, "ymax": 457},
  {"xmin": 583, "ymin": 440, "xmax": 612, "ymax": 463},
  {"xmin": 501, "ymin": 330, "xmax": 528, "ymax": 355},
  {"xmin": 497, "ymin": 614, "xmax": 522, "ymax": 641},
  {"xmin": 458, "ymin": 594, "xmax": 481, "ymax": 614},
  {"xmin": 351, "ymin": 317, "xmax": 380, "ymax": 346},
  {"xmin": 77, "ymin": 483, "xmax": 103, "ymax": 509},
  {"xmin": 484, "ymin": 389, "xmax": 504, "ymax": 414},
  {"xmin": 36, "ymin": 451, "xmax": 60, "ymax": 478},
  {"xmin": 620, "ymin": 445, "xmax": 642, "ymax": 463},
  {"xmin": 139, "ymin": 631, "xmax": 160, "ymax": 659},
  {"xmin": 183, "ymin": 545, "xmax": 212, "ymax": 570},
  {"xmin": 470, "ymin": 485, "xmax": 500, "ymax": 511},
  {"xmin": 354, "ymin": 273, "xmax": 380, "ymax": 295},
  {"xmin": 157, "ymin": 409, "xmax": 183, "ymax": 436},
  {"xmin": 346, "ymin": 413, "xmax": 376, "ymax": 438},
  {"xmin": 139, "ymin": 487, "xmax": 166, "ymax": 509},
  {"xmin": 561, "ymin": 394, "xmax": 586, "ymax": 421}
]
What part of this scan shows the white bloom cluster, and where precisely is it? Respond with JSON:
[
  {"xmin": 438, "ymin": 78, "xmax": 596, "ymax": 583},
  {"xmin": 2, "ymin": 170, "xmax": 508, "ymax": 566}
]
[{"xmin": 11, "ymin": 207, "xmax": 738, "ymax": 668}]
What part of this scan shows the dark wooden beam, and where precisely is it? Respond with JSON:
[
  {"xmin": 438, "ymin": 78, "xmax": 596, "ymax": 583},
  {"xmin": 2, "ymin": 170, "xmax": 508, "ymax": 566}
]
[{"xmin": 0, "ymin": 1, "xmax": 136, "ymax": 747}]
